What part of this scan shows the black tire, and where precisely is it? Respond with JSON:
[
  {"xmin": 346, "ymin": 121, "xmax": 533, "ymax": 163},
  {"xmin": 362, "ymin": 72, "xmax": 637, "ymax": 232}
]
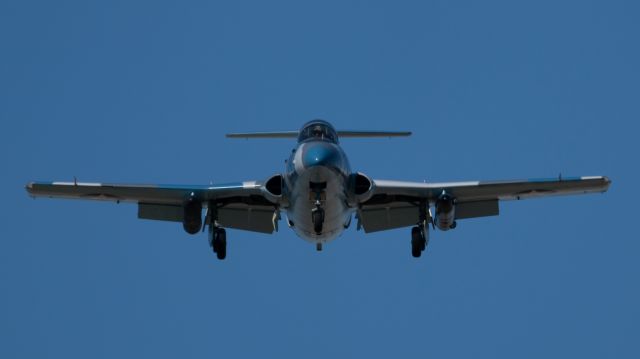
[
  {"xmin": 411, "ymin": 226, "xmax": 428, "ymax": 252},
  {"xmin": 411, "ymin": 226, "xmax": 422, "ymax": 257},
  {"xmin": 216, "ymin": 246, "xmax": 226, "ymax": 260},
  {"xmin": 411, "ymin": 226, "xmax": 425, "ymax": 257},
  {"xmin": 411, "ymin": 243, "xmax": 422, "ymax": 258},
  {"xmin": 214, "ymin": 228, "xmax": 227, "ymax": 260},
  {"xmin": 312, "ymin": 210, "xmax": 324, "ymax": 234},
  {"xmin": 411, "ymin": 226, "xmax": 422, "ymax": 242}
]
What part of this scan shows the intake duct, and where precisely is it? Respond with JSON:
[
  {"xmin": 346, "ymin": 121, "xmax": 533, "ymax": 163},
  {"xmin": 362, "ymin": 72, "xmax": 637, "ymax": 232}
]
[
  {"xmin": 349, "ymin": 172, "xmax": 374, "ymax": 205},
  {"xmin": 265, "ymin": 174, "xmax": 283, "ymax": 196},
  {"xmin": 263, "ymin": 174, "xmax": 284, "ymax": 204}
]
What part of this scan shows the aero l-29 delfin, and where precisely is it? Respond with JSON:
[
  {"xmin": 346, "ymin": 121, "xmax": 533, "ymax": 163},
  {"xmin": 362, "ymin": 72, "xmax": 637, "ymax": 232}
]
[{"xmin": 26, "ymin": 120, "xmax": 611, "ymax": 260}]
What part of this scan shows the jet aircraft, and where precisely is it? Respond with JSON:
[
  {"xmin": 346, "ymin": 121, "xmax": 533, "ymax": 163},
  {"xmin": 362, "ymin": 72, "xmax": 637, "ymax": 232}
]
[{"xmin": 26, "ymin": 120, "xmax": 611, "ymax": 259}]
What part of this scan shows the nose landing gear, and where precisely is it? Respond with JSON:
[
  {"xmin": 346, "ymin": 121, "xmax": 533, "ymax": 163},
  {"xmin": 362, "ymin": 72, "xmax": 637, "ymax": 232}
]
[
  {"xmin": 311, "ymin": 202, "xmax": 325, "ymax": 235},
  {"xmin": 309, "ymin": 182, "xmax": 327, "ymax": 235}
]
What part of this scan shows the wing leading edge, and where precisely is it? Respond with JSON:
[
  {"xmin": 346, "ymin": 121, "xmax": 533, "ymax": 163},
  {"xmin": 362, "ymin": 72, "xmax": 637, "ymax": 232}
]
[
  {"xmin": 25, "ymin": 181, "xmax": 264, "ymax": 204},
  {"xmin": 26, "ymin": 180, "xmax": 280, "ymax": 234}
]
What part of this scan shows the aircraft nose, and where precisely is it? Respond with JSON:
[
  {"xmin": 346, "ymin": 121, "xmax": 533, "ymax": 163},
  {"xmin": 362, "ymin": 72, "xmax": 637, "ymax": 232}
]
[{"xmin": 302, "ymin": 143, "xmax": 341, "ymax": 169}]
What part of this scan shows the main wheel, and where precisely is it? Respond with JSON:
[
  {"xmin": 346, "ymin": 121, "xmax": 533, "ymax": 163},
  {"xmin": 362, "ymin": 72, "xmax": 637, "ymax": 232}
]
[
  {"xmin": 411, "ymin": 243, "xmax": 422, "ymax": 258},
  {"xmin": 213, "ymin": 228, "xmax": 227, "ymax": 260},
  {"xmin": 411, "ymin": 226, "xmax": 423, "ymax": 258}
]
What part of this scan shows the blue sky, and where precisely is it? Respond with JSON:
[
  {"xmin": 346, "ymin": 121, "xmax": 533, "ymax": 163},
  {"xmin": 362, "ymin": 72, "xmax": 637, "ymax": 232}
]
[{"xmin": 1, "ymin": 0, "xmax": 638, "ymax": 357}]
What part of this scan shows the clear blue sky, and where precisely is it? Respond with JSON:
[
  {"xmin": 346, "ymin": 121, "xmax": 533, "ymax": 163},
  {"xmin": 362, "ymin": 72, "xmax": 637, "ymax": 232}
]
[{"xmin": 1, "ymin": 1, "xmax": 638, "ymax": 358}]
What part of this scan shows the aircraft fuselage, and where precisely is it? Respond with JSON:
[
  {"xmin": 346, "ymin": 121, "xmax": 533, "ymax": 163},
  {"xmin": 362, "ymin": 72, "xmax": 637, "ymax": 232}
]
[{"xmin": 284, "ymin": 138, "xmax": 354, "ymax": 243}]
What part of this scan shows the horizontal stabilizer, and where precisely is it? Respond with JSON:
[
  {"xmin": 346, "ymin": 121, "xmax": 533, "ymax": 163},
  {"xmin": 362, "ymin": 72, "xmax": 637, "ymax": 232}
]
[
  {"xmin": 226, "ymin": 131, "xmax": 298, "ymax": 139},
  {"xmin": 337, "ymin": 131, "xmax": 411, "ymax": 138},
  {"xmin": 226, "ymin": 130, "xmax": 412, "ymax": 139}
]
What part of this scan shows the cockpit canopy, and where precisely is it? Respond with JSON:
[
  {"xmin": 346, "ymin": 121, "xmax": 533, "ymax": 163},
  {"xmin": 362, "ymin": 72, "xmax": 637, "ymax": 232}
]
[{"xmin": 298, "ymin": 120, "xmax": 338, "ymax": 143}]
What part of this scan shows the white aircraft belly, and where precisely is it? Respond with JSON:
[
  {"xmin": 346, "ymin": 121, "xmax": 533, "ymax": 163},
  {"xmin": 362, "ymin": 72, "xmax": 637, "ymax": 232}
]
[{"xmin": 286, "ymin": 166, "xmax": 352, "ymax": 243}]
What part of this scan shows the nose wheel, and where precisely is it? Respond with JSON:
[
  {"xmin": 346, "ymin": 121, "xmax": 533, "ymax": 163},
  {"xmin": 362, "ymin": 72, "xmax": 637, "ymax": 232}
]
[
  {"xmin": 311, "ymin": 202, "xmax": 325, "ymax": 235},
  {"xmin": 309, "ymin": 182, "xmax": 327, "ymax": 235}
]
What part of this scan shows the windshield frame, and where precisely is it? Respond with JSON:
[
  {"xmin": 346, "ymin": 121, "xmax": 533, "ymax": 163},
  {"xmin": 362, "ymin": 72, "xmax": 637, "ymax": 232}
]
[{"xmin": 297, "ymin": 122, "xmax": 339, "ymax": 144}]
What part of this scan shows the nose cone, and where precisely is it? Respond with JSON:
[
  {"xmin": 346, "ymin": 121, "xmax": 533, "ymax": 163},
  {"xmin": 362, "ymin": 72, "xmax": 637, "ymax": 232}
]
[{"xmin": 302, "ymin": 143, "xmax": 341, "ymax": 169}]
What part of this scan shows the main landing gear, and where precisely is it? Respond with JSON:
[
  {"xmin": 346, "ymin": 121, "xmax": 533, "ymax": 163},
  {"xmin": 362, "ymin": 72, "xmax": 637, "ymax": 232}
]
[
  {"xmin": 204, "ymin": 205, "xmax": 227, "ymax": 260},
  {"xmin": 411, "ymin": 203, "xmax": 430, "ymax": 258},
  {"xmin": 411, "ymin": 225, "xmax": 428, "ymax": 258},
  {"xmin": 209, "ymin": 227, "xmax": 227, "ymax": 260}
]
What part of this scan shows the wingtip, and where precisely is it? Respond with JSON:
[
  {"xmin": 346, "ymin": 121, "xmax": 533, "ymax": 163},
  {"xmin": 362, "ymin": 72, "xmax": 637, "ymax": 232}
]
[{"xmin": 25, "ymin": 182, "xmax": 35, "ymax": 196}]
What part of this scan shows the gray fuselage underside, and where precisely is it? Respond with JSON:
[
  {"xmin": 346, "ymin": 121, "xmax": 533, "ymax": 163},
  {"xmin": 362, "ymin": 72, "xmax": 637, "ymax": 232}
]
[{"xmin": 284, "ymin": 139, "xmax": 353, "ymax": 243}]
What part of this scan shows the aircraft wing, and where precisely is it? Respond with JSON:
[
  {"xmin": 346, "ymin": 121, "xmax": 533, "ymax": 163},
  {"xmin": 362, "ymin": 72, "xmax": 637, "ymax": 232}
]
[
  {"xmin": 25, "ymin": 180, "xmax": 280, "ymax": 234},
  {"xmin": 357, "ymin": 176, "xmax": 611, "ymax": 232}
]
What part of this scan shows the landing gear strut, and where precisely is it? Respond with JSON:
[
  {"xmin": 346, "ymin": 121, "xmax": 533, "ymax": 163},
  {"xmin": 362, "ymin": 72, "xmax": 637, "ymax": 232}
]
[{"xmin": 209, "ymin": 227, "xmax": 227, "ymax": 260}]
